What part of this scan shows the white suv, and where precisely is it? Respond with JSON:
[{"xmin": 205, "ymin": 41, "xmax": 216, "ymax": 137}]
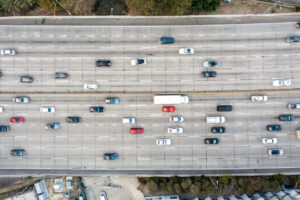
[
  {"xmin": 122, "ymin": 117, "xmax": 136, "ymax": 124},
  {"xmin": 272, "ymin": 79, "xmax": 291, "ymax": 86},
  {"xmin": 168, "ymin": 127, "xmax": 183, "ymax": 134},
  {"xmin": 251, "ymin": 95, "xmax": 267, "ymax": 102},
  {"xmin": 206, "ymin": 116, "xmax": 225, "ymax": 123},
  {"xmin": 83, "ymin": 83, "xmax": 98, "ymax": 89},
  {"xmin": 1, "ymin": 49, "xmax": 16, "ymax": 55},
  {"xmin": 40, "ymin": 106, "xmax": 55, "ymax": 113},
  {"xmin": 156, "ymin": 138, "xmax": 171, "ymax": 145}
]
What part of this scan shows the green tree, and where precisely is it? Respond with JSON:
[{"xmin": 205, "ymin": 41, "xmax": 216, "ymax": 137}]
[
  {"xmin": 181, "ymin": 178, "xmax": 192, "ymax": 191},
  {"xmin": 189, "ymin": 183, "xmax": 200, "ymax": 194},
  {"xmin": 94, "ymin": 0, "xmax": 127, "ymax": 15},
  {"xmin": 174, "ymin": 183, "xmax": 183, "ymax": 195},
  {"xmin": 148, "ymin": 180, "xmax": 159, "ymax": 195},
  {"xmin": 219, "ymin": 174, "xmax": 231, "ymax": 185},
  {"xmin": 0, "ymin": 0, "xmax": 36, "ymax": 15},
  {"xmin": 190, "ymin": 0, "xmax": 220, "ymax": 13},
  {"xmin": 272, "ymin": 174, "xmax": 287, "ymax": 185}
]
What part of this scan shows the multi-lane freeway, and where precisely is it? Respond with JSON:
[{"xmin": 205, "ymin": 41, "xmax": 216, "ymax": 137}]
[{"xmin": 1, "ymin": 16, "xmax": 300, "ymax": 175}]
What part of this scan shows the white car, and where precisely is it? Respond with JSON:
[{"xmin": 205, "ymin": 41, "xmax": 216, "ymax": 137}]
[
  {"xmin": 179, "ymin": 48, "xmax": 194, "ymax": 55},
  {"xmin": 13, "ymin": 97, "xmax": 30, "ymax": 103},
  {"xmin": 100, "ymin": 192, "xmax": 108, "ymax": 200},
  {"xmin": 170, "ymin": 115, "xmax": 184, "ymax": 122},
  {"xmin": 251, "ymin": 95, "xmax": 268, "ymax": 102},
  {"xmin": 0, "ymin": 106, "xmax": 3, "ymax": 112},
  {"xmin": 83, "ymin": 83, "xmax": 98, "ymax": 89},
  {"xmin": 262, "ymin": 138, "xmax": 277, "ymax": 144},
  {"xmin": 156, "ymin": 138, "xmax": 171, "ymax": 145},
  {"xmin": 203, "ymin": 60, "xmax": 219, "ymax": 67},
  {"xmin": 272, "ymin": 79, "xmax": 291, "ymax": 86},
  {"xmin": 122, "ymin": 117, "xmax": 136, "ymax": 124},
  {"xmin": 131, "ymin": 59, "xmax": 147, "ymax": 65},
  {"xmin": 40, "ymin": 106, "xmax": 55, "ymax": 113},
  {"xmin": 206, "ymin": 116, "xmax": 225, "ymax": 123},
  {"xmin": 1, "ymin": 49, "xmax": 16, "ymax": 55},
  {"xmin": 168, "ymin": 127, "xmax": 183, "ymax": 134}
]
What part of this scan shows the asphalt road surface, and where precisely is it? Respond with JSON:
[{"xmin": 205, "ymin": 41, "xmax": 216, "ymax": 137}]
[{"xmin": 1, "ymin": 17, "xmax": 300, "ymax": 175}]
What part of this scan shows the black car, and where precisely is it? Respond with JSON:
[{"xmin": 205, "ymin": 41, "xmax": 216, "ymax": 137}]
[
  {"xmin": 0, "ymin": 125, "xmax": 10, "ymax": 132},
  {"xmin": 55, "ymin": 72, "xmax": 68, "ymax": 79},
  {"xmin": 96, "ymin": 60, "xmax": 111, "ymax": 67},
  {"xmin": 202, "ymin": 71, "xmax": 217, "ymax": 77},
  {"xmin": 267, "ymin": 125, "xmax": 281, "ymax": 131},
  {"xmin": 204, "ymin": 138, "xmax": 219, "ymax": 144},
  {"xmin": 90, "ymin": 106, "xmax": 104, "ymax": 112},
  {"xmin": 66, "ymin": 116, "xmax": 82, "ymax": 123},
  {"xmin": 211, "ymin": 127, "xmax": 226, "ymax": 133},
  {"xmin": 217, "ymin": 105, "xmax": 233, "ymax": 112},
  {"xmin": 160, "ymin": 37, "xmax": 174, "ymax": 44}
]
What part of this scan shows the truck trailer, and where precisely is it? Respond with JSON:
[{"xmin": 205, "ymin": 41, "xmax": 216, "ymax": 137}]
[{"xmin": 153, "ymin": 95, "xmax": 189, "ymax": 104}]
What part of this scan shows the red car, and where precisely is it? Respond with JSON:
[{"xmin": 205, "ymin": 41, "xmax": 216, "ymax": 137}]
[
  {"xmin": 130, "ymin": 128, "xmax": 144, "ymax": 134},
  {"xmin": 9, "ymin": 117, "xmax": 24, "ymax": 123},
  {"xmin": 162, "ymin": 106, "xmax": 176, "ymax": 112}
]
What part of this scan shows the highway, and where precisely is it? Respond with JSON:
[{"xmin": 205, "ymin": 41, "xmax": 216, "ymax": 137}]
[{"xmin": 1, "ymin": 18, "xmax": 300, "ymax": 174}]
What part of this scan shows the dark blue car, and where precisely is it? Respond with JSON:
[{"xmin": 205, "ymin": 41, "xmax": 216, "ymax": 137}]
[
  {"xmin": 0, "ymin": 125, "xmax": 10, "ymax": 132},
  {"xmin": 204, "ymin": 138, "xmax": 219, "ymax": 144},
  {"xmin": 89, "ymin": 106, "xmax": 104, "ymax": 112},
  {"xmin": 11, "ymin": 149, "xmax": 26, "ymax": 156},
  {"xmin": 267, "ymin": 125, "xmax": 281, "ymax": 131},
  {"xmin": 279, "ymin": 115, "xmax": 294, "ymax": 121},
  {"xmin": 160, "ymin": 37, "xmax": 174, "ymax": 44},
  {"xmin": 211, "ymin": 127, "xmax": 226, "ymax": 133},
  {"xmin": 202, "ymin": 71, "xmax": 217, "ymax": 77},
  {"xmin": 66, "ymin": 116, "xmax": 82, "ymax": 123},
  {"xmin": 103, "ymin": 153, "xmax": 119, "ymax": 160},
  {"xmin": 286, "ymin": 36, "xmax": 300, "ymax": 43}
]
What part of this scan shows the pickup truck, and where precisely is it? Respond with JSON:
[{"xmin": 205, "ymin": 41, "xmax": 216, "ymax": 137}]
[{"xmin": 288, "ymin": 103, "xmax": 300, "ymax": 109}]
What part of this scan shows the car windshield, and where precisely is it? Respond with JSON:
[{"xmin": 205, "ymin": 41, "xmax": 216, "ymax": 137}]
[
  {"xmin": 272, "ymin": 150, "xmax": 279, "ymax": 154},
  {"xmin": 210, "ymin": 61, "xmax": 216, "ymax": 65},
  {"xmin": 137, "ymin": 60, "xmax": 144, "ymax": 64}
]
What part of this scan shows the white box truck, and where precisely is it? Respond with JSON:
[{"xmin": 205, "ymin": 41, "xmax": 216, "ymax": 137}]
[{"xmin": 153, "ymin": 95, "xmax": 189, "ymax": 104}]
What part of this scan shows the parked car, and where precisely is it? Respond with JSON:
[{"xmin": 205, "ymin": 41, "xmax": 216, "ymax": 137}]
[
  {"xmin": 19, "ymin": 75, "xmax": 33, "ymax": 83},
  {"xmin": 262, "ymin": 138, "xmax": 277, "ymax": 144},
  {"xmin": 0, "ymin": 125, "xmax": 10, "ymax": 132},
  {"xmin": 11, "ymin": 149, "xmax": 26, "ymax": 156},
  {"xmin": 130, "ymin": 128, "xmax": 143, "ymax": 134},
  {"xmin": 203, "ymin": 60, "xmax": 219, "ymax": 67},
  {"xmin": 0, "ymin": 106, "xmax": 4, "ymax": 112},
  {"xmin": 211, "ymin": 127, "xmax": 226, "ymax": 133},
  {"xmin": 179, "ymin": 48, "xmax": 194, "ymax": 55},
  {"xmin": 89, "ymin": 106, "xmax": 104, "ymax": 112},
  {"xmin": 131, "ymin": 59, "xmax": 147, "ymax": 65},
  {"xmin": 162, "ymin": 106, "xmax": 176, "ymax": 112},
  {"xmin": 202, "ymin": 71, "xmax": 217, "ymax": 77},
  {"xmin": 167, "ymin": 127, "xmax": 183, "ymax": 134},
  {"xmin": 103, "ymin": 153, "xmax": 118, "ymax": 160},
  {"xmin": 45, "ymin": 123, "xmax": 61, "ymax": 130},
  {"xmin": 105, "ymin": 97, "xmax": 119, "ymax": 104},
  {"xmin": 156, "ymin": 138, "xmax": 171, "ymax": 145},
  {"xmin": 160, "ymin": 37, "xmax": 174, "ymax": 44},
  {"xmin": 13, "ymin": 97, "xmax": 30, "ymax": 103},
  {"xmin": 251, "ymin": 95, "xmax": 267, "ymax": 102},
  {"xmin": 96, "ymin": 60, "xmax": 111, "ymax": 67},
  {"xmin": 267, "ymin": 125, "xmax": 281, "ymax": 131},
  {"xmin": 170, "ymin": 115, "xmax": 184, "ymax": 122},
  {"xmin": 206, "ymin": 116, "xmax": 225, "ymax": 123},
  {"xmin": 83, "ymin": 83, "xmax": 98, "ymax": 89},
  {"xmin": 279, "ymin": 114, "xmax": 294, "ymax": 121},
  {"xmin": 272, "ymin": 79, "xmax": 291, "ymax": 86},
  {"xmin": 122, "ymin": 117, "xmax": 136, "ymax": 124},
  {"xmin": 296, "ymin": 22, "xmax": 300, "ymax": 29},
  {"xmin": 1, "ymin": 49, "xmax": 16, "ymax": 55},
  {"xmin": 286, "ymin": 36, "xmax": 300, "ymax": 43},
  {"xmin": 66, "ymin": 116, "xmax": 81, "ymax": 123},
  {"xmin": 54, "ymin": 72, "xmax": 68, "ymax": 79},
  {"xmin": 288, "ymin": 103, "xmax": 300, "ymax": 109},
  {"xmin": 217, "ymin": 105, "xmax": 232, "ymax": 112},
  {"xmin": 9, "ymin": 117, "xmax": 24, "ymax": 123},
  {"xmin": 268, "ymin": 149, "xmax": 284, "ymax": 155},
  {"xmin": 204, "ymin": 138, "xmax": 219, "ymax": 144},
  {"xmin": 40, "ymin": 106, "xmax": 55, "ymax": 113}
]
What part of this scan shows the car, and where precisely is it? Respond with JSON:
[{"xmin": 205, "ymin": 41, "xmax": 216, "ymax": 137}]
[
  {"xmin": 160, "ymin": 37, "xmax": 174, "ymax": 44},
  {"xmin": 0, "ymin": 125, "xmax": 10, "ymax": 132},
  {"xmin": 1, "ymin": 49, "xmax": 16, "ymax": 55},
  {"xmin": 45, "ymin": 123, "xmax": 61, "ymax": 130},
  {"xmin": 13, "ymin": 97, "xmax": 30, "ymax": 103},
  {"xmin": 251, "ymin": 95, "xmax": 268, "ymax": 102},
  {"xmin": 11, "ymin": 149, "xmax": 26, "ymax": 156},
  {"xmin": 54, "ymin": 72, "xmax": 68, "ymax": 79},
  {"xmin": 206, "ymin": 116, "xmax": 225, "ymax": 123},
  {"xmin": 0, "ymin": 106, "xmax": 4, "ymax": 112},
  {"xmin": 96, "ymin": 60, "xmax": 111, "ymax": 67},
  {"xmin": 9, "ymin": 117, "xmax": 24, "ymax": 123},
  {"xmin": 217, "ymin": 105, "xmax": 232, "ymax": 112},
  {"xmin": 40, "ymin": 106, "xmax": 55, "ymax": 113},
  {"xmin": 202, "ymin": 71, "xmax": 217, "ymax": 77},
  {"xmin": 296, "ymin": 22, "xmax": 300, "ymax": 29},
  {"xmin": 179, "ymin": 48, "xmax": 194, "ymax": 55},
  {"xmin": 262, "ymin": 138, "xmax": 278, "ymax": 144},
  {"xmin": 279, "ymin": 115, "xmax": 294, "ymax": 121},
  {"xmin": 211, "ymin": 127, "xmax": 226, "ymax": 133},
  {"xmin": 83, "ymin": 83, "xmax": 98, "ymax": 89},
  {"xmin": 89, "ymin": 106, "xmax": 104, "ymax": 112},
  {"xmin": 204, "ymin": 138, "xmax": 219, "ymax": 144},
  {"xmin": 203, "ymin": 60, "xmax": 219, "ymax": 67},
  {"xmin": 130, "ymin": 128, "xmax": 143, "ymax": 134},
  {"xmin": 286, "ymin": 36, "xmax": 300, "ymax": 43},
  {"xmin": 103, "ymin": 153, "xmax": 119, "ymax": 160},
  {"xmin": 19, "ymin": 75, "xmax": 33, "ymax": 83},
  {"xmin": 156, "ymin": 138, "xmax": 171, "ymax": 145},
  {"xmin": 66, "ymin": 116, "xmax": 81, "ymax": 123},
  {"xmin": 168, "ymin": 127, "xmax": 183, "ymax": 134},
  {"xmin": 268, "ymin": 149, "xmax": 284, "ymax": 155},
  {"xmin": 162, "ymin": 106, "xmax": 176, "ymax": 112},
  {"xmin": 100, "ymin": 192, "xmax": 108, "ymax": 200},
  {"xmin": 288, "ymin": 103, "xmax": 300, "ymax": 109},
  {"xmin": 0, "ymin": 71, "xmax": 2, "ymax": 77},
  {"xmin": 105, "ymin": 97, "xmax": 119, "ymax": 104},
  {"xmin": 131, "ymin": 59, "xmax": 147, "ymax": 65},
  {"xmin": 122, "ymin": 117, "xmax": 136, "ymax": 124},
  {"xmin": 272, "ymin": 79, "xmax": 291, "ymax": 86},
  {"xmin": 267, "ymin": 125, "xmax": 281, "ymax": 131},
  {"xmin": 170, "ymin": 115, "xmax": 184, "ymax": 122}
]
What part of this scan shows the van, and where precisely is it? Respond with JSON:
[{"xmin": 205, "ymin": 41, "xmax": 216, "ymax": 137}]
[
  {"xmin": 160, "ymin": 37, "xmax": 174, "ymax": 44},
  {"xmin": 217, "ymin": 105, "xmax": 232, "ymax": 112},
  {"xmin": 206, "ymin": 116, "xmax": 225, "ymax": 123},
  {"xmin": 100, "ymin": 192, "xmax": 108, "ymax": 200}
]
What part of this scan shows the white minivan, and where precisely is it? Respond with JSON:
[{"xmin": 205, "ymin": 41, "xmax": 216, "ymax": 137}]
[{"xmin": 206, "ymin": 116, "xmax": 225, "ymax": 123}]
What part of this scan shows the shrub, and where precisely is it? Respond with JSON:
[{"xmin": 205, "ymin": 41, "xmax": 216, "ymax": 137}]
[
  {"xmin": 190, "ymin": 0, "xmax": 220, "ymax": 13},
  {"xmin": 61, "ymin": 0, "xmax": 96, "ymax": 15},
  {"xmin": 0, "ymin": 0, "xmax": 37, "ymax": 15},
  {"xmin": 95, "ymin": 0, "xmax": 127, "ymax": 15}
]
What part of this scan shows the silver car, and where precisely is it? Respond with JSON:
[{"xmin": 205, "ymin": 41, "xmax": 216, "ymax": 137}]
[
  {"xmin": 13, "ymin": 97, "xmax": 30, "ymax": 103},
  {"xmin": 1, "ymin": 49, "xmax": 16, "ymax": 55}
]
